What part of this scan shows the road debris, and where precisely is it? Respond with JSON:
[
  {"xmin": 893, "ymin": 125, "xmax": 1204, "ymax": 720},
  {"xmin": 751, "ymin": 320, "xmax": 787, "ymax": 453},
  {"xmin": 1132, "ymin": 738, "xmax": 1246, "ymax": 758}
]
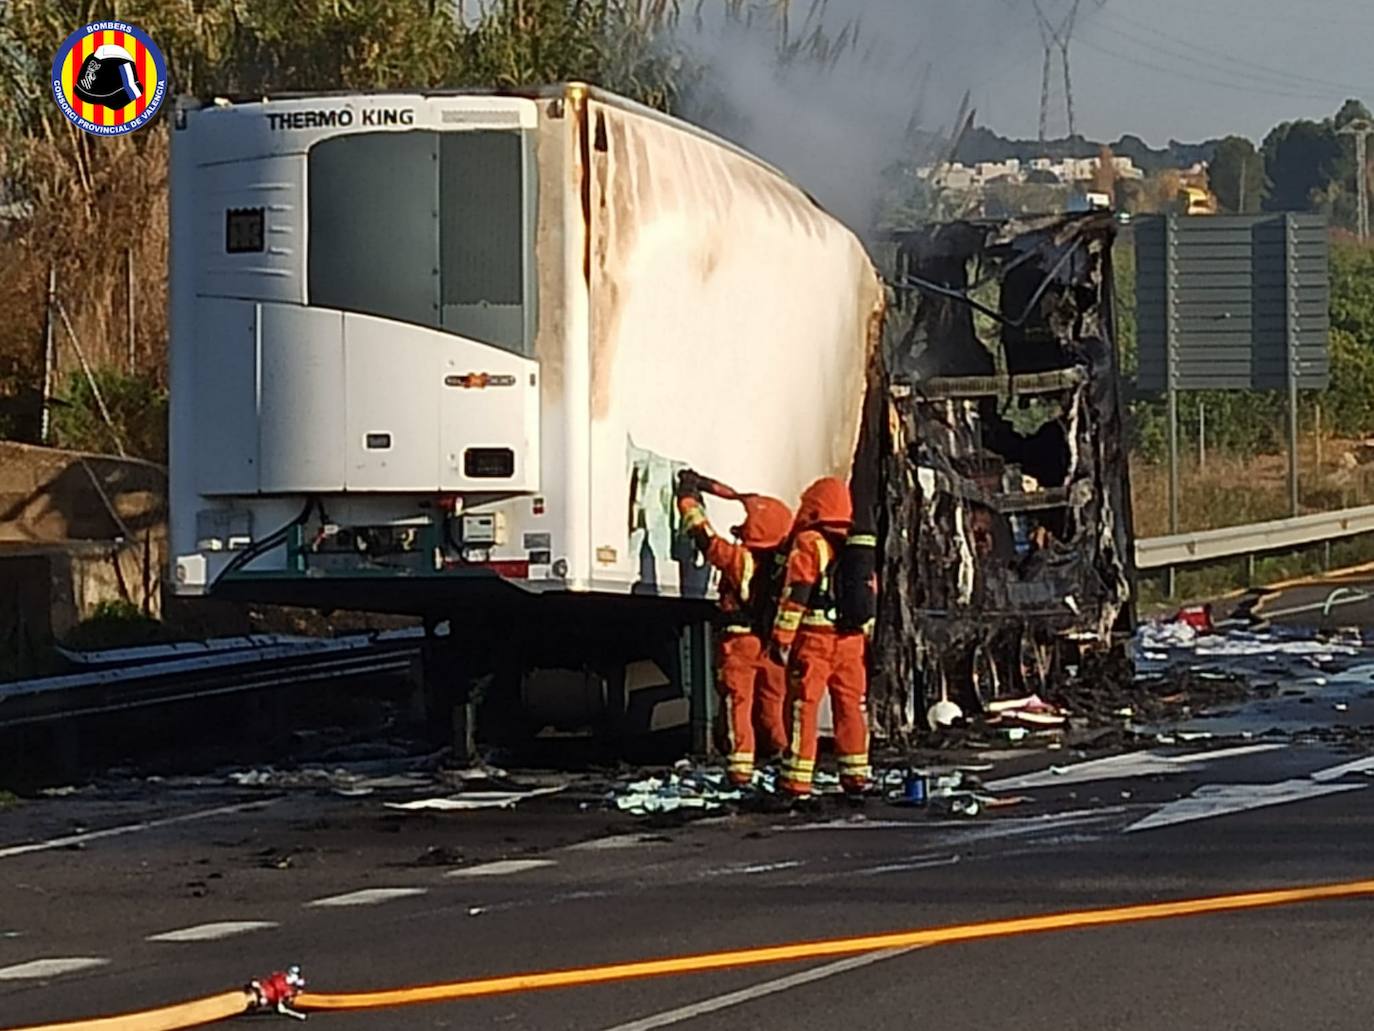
[
  {"xmin": 227, "ymin": 767, "xmax": 433, "ymax": 796},
  {"xmin": 881, "ymin": 766, "xmax": 1031, "ymax": 816},
  {"xmin": 607, "ymin": 766, "xmax": 744, "ymax": 815}
]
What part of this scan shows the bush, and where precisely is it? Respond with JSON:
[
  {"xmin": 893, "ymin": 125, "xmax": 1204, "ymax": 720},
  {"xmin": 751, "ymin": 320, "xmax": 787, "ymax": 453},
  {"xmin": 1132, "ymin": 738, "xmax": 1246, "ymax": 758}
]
[
  {"xmin": 62, "ymin": 599, "xmax": 167, "ymax": 652},
  {"xmin": 49, "ymin": 368, "xmax": 168, "ymax": 462}
]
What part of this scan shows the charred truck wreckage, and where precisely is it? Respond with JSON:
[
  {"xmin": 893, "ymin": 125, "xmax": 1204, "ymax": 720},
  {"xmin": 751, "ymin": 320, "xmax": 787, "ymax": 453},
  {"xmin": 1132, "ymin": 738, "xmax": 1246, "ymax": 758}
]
[
  {"xmin": 168, "ymin": 87, "xmax": 1133, "ymax": 754},
  {"xmin": 868, "ymin": 212, "xmax": 1136, "ymax": 740}
]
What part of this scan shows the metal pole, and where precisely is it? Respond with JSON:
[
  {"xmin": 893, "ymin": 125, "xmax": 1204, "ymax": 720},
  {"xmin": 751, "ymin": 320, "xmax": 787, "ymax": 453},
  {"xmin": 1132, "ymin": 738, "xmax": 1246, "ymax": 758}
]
[
  {"xmin": 1314, "ymin": 400, "xmax": 1323, "ymax": 470},
  {"xmin": 1197, "ymin": 399, "xmax": 1206, "ymax": 471},
  {"xmin": 1168, "ymin": 386, "xmax": 1181, "ymax": 529},
  {"xmin": 1359, "ymin": 132, "xmax": 1370, "ymax": 242},
  {"xmin": 126, "ymin": 246, "xmax": 135, "ymax": 372},
  {"xmin": 40, "ymin": 264, "xmax": 56, "ymax": 444},
  {"xmin": 1286, "ymin": 214, "xmax": 1300, "ymax": 517},
  {"xmin": 1165, "ymin": 214, "xmax": 1181, "ymax": 598},
  {"xmin": 1166, "ymin": 215, "xmax": 1181, "ymax": 536},
  {"xmin": 1338, "ymin": 121, "xmax": 1371, "ymax": 241}
]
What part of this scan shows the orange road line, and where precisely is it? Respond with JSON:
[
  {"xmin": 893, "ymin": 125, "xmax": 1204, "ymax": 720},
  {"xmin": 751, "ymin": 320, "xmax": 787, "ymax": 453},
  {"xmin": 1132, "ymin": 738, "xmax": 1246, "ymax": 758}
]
[
  {"xmin": 297, "ymin": 876, "xmax": 1374, "ymax": 1010},
  {"xmin": 1208, "ymin": 558, "xmax": 1374, "ymax": 607}
]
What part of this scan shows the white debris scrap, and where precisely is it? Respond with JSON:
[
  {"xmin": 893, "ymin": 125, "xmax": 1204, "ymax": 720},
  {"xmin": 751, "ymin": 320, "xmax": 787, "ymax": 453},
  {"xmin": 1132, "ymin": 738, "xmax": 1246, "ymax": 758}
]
[
  {"xmin": 385, "ymin": 786, "xmax": 567, "ymax": 812},
  {"xmin": 604, "ymin": 761, "xmax": 816, "ymax": 815},
  {"xmin": 226, "ymin": 766, "xmax": 433, "ymax": 796}
]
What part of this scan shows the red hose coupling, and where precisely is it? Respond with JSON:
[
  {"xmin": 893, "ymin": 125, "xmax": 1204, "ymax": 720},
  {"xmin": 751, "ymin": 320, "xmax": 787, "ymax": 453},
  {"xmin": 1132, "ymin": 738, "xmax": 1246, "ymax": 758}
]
[{"xmin": 249, "ymin": 966, "xmax": 306, "ymax": 1019}]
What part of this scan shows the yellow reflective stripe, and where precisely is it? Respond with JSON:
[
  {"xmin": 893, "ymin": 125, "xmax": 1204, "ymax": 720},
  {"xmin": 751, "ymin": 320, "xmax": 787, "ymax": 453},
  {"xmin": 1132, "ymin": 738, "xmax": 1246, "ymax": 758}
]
[
  {"xmin": 681, "ymin": 507, "xmax": 706, "ymax": 531},
  {"xmin": 788, "ymin": 698, "xmax": 807, "ymax": 757},
  {"xmin": 802, "ymin": 612, "xmax": 835, "ymax": 626},
  {"xmin": 727, "ymin": 752, "xmax": 754, "ymax": 763},
  {"xmin": 775, "ymin": 610, "xmax": 802, "ymax": 630},
  {"xmin": 739, "ymin": 551, "xmax": 755, "ymax": 603},
  {"xmin": 815, "ymin": 536, "xmax": 833, "ymax": 569},
  {"xmin": 838, "ymin": 755, "xmax": 870, "ymax": 768},
  {"xmin": 847, "ymin": 534, "xmax": 877, "ymax": 547},
  {"xmin": 783, "ymin": 757, "xmax": 816, "ymax": 771},
  {"xmin": 721, "ymin": 624, "xmax": 752, "ymax": 634},
  {"xmin": 814, "ymin": 536, "xmax": 834, "ymax": 607}
]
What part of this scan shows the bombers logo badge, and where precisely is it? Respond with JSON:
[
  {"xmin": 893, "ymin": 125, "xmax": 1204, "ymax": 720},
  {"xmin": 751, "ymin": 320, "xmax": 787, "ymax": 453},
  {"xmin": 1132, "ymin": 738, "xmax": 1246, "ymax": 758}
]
[{"xmin": 51, "ymin": 22, "xmax": 167, "ymax": 136}]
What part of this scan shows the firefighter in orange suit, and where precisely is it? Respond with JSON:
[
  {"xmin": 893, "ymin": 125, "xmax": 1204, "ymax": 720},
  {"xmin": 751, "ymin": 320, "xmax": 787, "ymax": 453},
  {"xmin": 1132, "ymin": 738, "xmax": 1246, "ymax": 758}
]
[
  {"xmin": 677, "ymin": 471, "xmax": 793, "ymax": 786},
  {"xmin": 772, "ymin": 477, "xmax": 871, "ymax": 798}
]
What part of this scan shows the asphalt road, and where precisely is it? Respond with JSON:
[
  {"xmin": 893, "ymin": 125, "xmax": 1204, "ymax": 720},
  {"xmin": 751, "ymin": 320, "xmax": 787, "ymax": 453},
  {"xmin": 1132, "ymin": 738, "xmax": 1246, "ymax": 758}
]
[
  {"xmin": 1238, "ymin": 569, "xmax": 1374, "ymax": 628},
  {"xmin": 2, "ymin": 736, "xmax": 1373, "ymax": 1030}
]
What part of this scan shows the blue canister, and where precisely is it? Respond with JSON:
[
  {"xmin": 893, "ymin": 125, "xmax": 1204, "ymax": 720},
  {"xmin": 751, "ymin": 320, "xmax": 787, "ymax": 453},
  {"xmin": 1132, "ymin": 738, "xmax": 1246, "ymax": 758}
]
[{"xmin": 902, "ymin": 771, "xmax": 927, "ymax": 806}]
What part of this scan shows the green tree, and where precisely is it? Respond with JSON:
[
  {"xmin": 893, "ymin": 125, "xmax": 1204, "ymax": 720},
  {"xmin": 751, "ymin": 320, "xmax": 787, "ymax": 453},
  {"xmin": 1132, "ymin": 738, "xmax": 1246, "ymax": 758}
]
[
  {"xmin": 1326, "ymin": 238, "xmax": 1374, "ymax": 436},
  {"xmin": 0, "ymin": 0, "xmax": 695, "ymax": 458},
  {"xmin": 1208, "ymin": 135, "xmax": 1266, "ymax": 213},
  {"xmin": 1262, "ymin": 119, "xmax": 1343, "ymax": 212},
  {"xmin": 1335, "ymin": 98, "xmax": 1374, "ymax": 130}
]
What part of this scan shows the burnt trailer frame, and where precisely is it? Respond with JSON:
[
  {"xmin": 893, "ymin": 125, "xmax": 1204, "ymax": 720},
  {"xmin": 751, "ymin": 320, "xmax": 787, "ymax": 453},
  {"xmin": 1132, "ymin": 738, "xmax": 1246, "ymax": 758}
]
[{"xmin": 870, "ymin": 212, "xmax": 1137, "ymax": 739}]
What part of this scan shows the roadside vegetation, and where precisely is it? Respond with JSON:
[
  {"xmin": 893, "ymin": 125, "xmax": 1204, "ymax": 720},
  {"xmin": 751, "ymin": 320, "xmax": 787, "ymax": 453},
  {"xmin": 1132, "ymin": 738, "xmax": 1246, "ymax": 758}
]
[{"xmin": 1, "ymin": 2, "xmax": 1373, "ymax": 596}]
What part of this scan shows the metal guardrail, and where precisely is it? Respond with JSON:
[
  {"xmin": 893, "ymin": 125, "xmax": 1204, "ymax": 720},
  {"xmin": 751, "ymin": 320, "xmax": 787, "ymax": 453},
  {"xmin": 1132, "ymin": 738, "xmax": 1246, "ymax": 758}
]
[
  {"xmin": 0, "ymin": 632, "xmax": 421, "ymax": 729},
  {"xmin": 1135, "ymin": 503, "xmax": 1374, "ymax": 570}
]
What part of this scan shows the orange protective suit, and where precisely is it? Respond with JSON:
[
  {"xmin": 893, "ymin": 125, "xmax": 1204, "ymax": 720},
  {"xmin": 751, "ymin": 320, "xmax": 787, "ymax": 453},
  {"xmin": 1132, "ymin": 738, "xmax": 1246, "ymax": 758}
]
[
  {"xmin": 680, "ymin": 492, "xmax": 792, "ymax": 786},
  {"xmin": 773, "ymin": 477, "xmax": 871, "ymax": 797}
]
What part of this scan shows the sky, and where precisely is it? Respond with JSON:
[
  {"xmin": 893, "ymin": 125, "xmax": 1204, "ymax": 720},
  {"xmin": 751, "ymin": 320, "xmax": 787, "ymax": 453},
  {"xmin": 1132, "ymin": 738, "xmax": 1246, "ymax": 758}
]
[
  {"xmin": 967, "ymin": 0, "xmax": 1374, "ymax": 145},
  {"xmin": 673, "ymin": 1, "xmax": 1373, "ymax": 228}
]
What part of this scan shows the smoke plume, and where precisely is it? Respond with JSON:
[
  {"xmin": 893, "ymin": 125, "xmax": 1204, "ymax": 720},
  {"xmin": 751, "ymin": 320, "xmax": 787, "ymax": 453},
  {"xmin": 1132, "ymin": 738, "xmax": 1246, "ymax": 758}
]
[{"xmin": 673, "ymin": 0, "xmax": 1055, "ymax": 233}]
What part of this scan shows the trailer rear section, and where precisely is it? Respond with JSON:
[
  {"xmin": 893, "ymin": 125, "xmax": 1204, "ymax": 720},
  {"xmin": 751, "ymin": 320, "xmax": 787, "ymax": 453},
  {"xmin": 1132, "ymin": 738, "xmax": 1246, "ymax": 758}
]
[{"xmin": 168, "ymin": 85, "xmax": 881, "ymax": 746}]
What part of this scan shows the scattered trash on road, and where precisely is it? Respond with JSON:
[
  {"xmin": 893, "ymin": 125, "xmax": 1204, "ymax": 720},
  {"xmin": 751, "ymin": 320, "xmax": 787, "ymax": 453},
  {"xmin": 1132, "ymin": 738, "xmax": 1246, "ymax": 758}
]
[
  {"xmin": 227, "ymin": 767, "xmax": 433, "ymax": 796},
  {"xmin": 607, "ymin": 764, "xmax": 744, "ymax": 815},
  {"xmin": 881, "ymin": 766, "xmax": 1031, "ymax": 817}
]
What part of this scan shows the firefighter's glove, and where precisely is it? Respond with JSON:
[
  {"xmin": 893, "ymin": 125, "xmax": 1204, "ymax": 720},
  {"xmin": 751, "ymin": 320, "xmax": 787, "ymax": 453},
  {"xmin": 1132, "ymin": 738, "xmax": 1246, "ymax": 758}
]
[
  {"xmin": 676, "ymin": 468, "xmax": 704, "ymax": 499},
  {"xmin": 678, "ymin": 496, "xmax": 708, "ymax": 533}
]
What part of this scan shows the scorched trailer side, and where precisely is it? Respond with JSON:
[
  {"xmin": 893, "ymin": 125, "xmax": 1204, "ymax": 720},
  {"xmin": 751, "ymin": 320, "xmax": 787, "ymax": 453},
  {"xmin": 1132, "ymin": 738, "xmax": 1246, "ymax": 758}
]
[{"xmin": 168, "ymin": 85, "xmax": 884, "ymax": 740}]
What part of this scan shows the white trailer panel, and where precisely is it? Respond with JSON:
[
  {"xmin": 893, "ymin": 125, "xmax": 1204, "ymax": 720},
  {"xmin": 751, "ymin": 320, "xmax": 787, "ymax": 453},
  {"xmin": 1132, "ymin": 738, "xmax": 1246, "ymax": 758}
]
[{"xmin": 169, "ymin": 86, "xmax": 880, "ymax": 609}]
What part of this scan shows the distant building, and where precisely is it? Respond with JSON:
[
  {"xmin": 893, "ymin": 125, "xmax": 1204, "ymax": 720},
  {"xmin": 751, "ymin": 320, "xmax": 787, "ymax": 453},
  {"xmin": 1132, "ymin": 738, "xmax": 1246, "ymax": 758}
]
[{"xmin": 920, "ymin": 153, "xmax": 1143, "ymax": 191}]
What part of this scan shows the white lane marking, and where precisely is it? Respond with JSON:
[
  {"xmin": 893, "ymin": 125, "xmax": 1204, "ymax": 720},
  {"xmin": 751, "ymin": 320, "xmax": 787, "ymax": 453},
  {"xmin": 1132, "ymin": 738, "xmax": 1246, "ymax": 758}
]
[
  {"xmin": 985, "ymin": 743, "xmax": 1285, "ymax": 791},
  {"xmin": 699, "ymin": 860, "xmax": 804, "ymax": 878},
  {"xmin": 1310, "ymin": 756, "xmax": 1374, "ymax": 782},
  {"xmin": 1126, "ymin": 779, "xmax": 1365, "ymax": 832},
  {"xmin": 784, "ymin": 807, "xmax": 1126, "ymax": 839},
  {"xmin": 595, "ymin": 948, "xmax": 919, "ymax": 1031},
  {"xmin": 0, "ymin": 957, "xmax": 110, "ymax": 980},
  {"xmin": 0, "ymin": 800, "xmax": 276, "ymax": 860},
  {"xmin": 565, "ymin": 834, "xmax": 671, "ymax": 852},
  {"xmin": 146, "ymin": 921, "xmax": 279, "ymax": 943},
  {"xmin": 855, "ymin": 854, "xmax": 961, "ymax": 877},
  {"xmin": 445, "ymin": 859, "xmax": 556, "ymax": 878},
  {"xmin": 1262, "ymin": 590, "xmax": 1371, "ymax": 621},
  {"xmin": 305, "ymin": 888, "xmax": 428, "ymax": 907}
]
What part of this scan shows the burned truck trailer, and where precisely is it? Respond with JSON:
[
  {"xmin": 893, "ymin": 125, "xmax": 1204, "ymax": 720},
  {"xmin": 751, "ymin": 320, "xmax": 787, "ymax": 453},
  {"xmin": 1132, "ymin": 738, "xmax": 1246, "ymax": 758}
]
[
  {"xmin": 870, "ymin": 213, "xmax": 1136, "ymax": 737},
  {"xmin": 167, "ymin": 85, "xmax": 882, "ymax": 740}
]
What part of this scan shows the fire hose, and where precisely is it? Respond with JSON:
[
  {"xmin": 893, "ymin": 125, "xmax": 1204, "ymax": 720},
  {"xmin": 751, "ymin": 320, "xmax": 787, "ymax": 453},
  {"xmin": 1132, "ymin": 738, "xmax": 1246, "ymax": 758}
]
[
  {"xmin": 9, "ymin": 876, "xmax": 1374, "ymax": 1028},
  {"xmin": 6, "ymin": 969, "xmax": 304, "ymax": 1031}
]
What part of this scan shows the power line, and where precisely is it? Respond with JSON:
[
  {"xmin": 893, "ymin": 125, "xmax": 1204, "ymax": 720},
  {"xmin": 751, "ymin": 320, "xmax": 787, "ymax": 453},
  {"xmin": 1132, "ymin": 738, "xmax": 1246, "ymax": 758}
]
[
  {"xmin": 1173, "ymin": 0, "xmax": 1374, "ymax": 33},
  {"xmin": 1097, "ymin": 6, "xmax": 1372, "ymax": 98},
  {"xmin": 1073, "ymin": 30, "xmax": 1348, "ymax": 103}
]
